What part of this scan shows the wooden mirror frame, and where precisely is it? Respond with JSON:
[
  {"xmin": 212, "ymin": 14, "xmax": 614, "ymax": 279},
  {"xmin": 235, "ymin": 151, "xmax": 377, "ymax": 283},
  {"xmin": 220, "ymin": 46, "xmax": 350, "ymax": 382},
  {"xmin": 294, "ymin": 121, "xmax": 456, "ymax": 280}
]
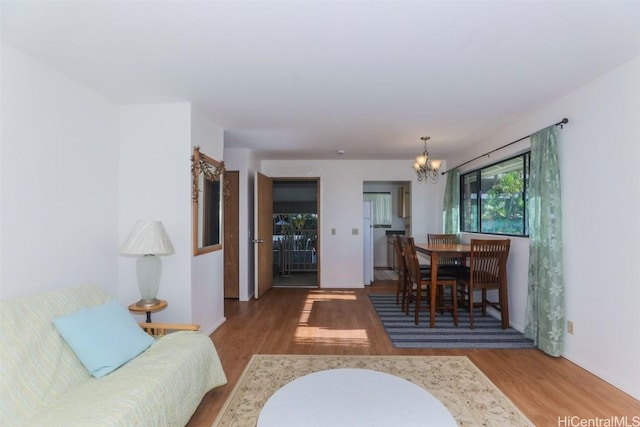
[{"xmin": 191, "ymin": 147, "xmax": 225, "ymax": 255}]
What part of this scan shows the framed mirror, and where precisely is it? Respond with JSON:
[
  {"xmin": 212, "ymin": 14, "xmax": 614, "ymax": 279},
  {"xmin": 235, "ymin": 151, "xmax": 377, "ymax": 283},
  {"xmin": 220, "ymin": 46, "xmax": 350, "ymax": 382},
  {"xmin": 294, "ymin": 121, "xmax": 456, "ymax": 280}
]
[{"xmin": 192, "ymin": 147, "xmax": 225, "ymax": 255}]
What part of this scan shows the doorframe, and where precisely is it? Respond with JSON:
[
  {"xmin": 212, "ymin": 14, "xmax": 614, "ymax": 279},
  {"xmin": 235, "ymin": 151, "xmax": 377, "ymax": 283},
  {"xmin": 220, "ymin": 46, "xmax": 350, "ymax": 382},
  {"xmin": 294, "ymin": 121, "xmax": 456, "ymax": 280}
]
[
  {"xmin": 223, "ymin": 170, "xmax": 240, "ymax": 298},
  {"xmin": 271, "ymin": 177, "xmax": 321, "ymax": 288}
]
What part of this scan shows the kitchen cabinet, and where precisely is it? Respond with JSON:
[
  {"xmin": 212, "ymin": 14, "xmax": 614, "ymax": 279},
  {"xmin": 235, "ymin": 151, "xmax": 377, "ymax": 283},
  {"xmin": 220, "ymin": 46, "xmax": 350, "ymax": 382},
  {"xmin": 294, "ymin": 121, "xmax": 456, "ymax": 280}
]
[{"xmin": 397, "ymin": 185, "xmax": 410, "ymax": 218}]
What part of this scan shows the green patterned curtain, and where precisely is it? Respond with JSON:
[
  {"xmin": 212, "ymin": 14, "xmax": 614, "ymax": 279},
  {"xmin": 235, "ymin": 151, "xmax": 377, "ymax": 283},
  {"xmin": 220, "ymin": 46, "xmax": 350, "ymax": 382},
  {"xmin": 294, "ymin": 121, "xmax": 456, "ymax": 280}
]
[
  {"xmin": 442, "ymin": 168, "xmax": 459, "ymax": 234},
  {"xmin": 525, "ymin": 125, "xmax": 565, "ymax": 356}
]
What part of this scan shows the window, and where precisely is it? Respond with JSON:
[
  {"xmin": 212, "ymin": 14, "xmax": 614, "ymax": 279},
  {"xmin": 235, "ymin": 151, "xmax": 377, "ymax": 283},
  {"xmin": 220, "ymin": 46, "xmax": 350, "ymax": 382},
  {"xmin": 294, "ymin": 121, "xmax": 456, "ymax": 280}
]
[
  {"xmin": 460, "ymin": 153, "xmax": 529, "ymax": 236},
  {"xmin": 363, "ymin": 192, "xmax": 392, "ymax": 227}
]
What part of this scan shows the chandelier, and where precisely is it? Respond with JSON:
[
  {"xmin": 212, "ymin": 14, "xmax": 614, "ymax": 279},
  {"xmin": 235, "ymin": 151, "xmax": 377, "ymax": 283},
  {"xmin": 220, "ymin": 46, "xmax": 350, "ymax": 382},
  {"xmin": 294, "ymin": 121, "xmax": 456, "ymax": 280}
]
[{"xmin": 413, "ymin": 136, "xmax": 442, "ymax": 183}]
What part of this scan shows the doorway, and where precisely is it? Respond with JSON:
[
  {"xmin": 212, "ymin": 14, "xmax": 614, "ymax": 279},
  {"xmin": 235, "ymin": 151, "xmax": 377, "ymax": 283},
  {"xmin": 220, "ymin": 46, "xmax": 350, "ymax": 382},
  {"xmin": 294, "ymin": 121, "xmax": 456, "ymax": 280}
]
[
  {"xmin": 363, "ymin": 181, "xmax": 412, "ymax": 280},
  {"xmin": 272, "ymin": 179, "xmax": 319, "ymax": 288}
]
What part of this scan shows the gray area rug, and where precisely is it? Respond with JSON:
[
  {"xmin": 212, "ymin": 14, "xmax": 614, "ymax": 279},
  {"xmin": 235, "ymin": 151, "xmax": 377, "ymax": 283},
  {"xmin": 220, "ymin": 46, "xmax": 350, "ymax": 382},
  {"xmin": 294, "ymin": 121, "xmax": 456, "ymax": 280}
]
[{"xmin": 369, "ymin": 294, "xmax": 536, "ymax": 349}]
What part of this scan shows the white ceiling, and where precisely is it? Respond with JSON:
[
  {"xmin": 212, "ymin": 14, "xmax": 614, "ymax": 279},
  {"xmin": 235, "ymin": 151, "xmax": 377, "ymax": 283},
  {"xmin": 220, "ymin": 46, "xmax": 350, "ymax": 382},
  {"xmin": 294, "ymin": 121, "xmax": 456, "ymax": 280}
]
[{"xmin": 2, "ymin": 1, "xmax": 639, "ymax": 161}]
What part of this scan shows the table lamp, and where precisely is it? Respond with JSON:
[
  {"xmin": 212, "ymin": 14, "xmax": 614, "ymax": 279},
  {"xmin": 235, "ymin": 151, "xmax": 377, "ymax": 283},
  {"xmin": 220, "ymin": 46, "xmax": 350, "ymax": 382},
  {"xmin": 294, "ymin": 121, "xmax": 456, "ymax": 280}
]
[{"xmin": 120, "ymin": 220, "xmax": 175, "ymax": 307}]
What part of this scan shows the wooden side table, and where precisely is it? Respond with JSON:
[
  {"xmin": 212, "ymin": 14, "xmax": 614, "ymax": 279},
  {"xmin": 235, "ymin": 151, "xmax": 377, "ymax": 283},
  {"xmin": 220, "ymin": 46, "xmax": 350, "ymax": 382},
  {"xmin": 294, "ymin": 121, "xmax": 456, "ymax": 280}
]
[{"xmin": 128, "ymin": 300, "xmax": 167, "ymax": 322}]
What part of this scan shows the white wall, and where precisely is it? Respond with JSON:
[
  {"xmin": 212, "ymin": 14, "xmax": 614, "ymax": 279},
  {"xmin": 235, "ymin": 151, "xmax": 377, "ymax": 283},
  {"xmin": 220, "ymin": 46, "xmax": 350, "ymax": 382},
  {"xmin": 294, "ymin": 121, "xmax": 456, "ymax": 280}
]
[
  {"xmin": 225, "ymin": 147, "xmax": 261, "ymax": 301},
  {"xmin": 118, "ymin": 103, "xmax": 192, "ymax": 322},
  {"xmin": 190, "ymin": 107, "xmax": 225, "ymax": 333},
  {"xmin": 448, "ymin": 56, "xmax": 640, "ymax": 400},
  {"xmin": 0, "ymin": 44, "xmax": 227, "ymax": 332},
  {"xmin": 260, "ymin": 160, "xmax": 446, "ymax": 288},
  {"xmin": 0, "ymin": 43, "xmax": 119, "ymax": 299},
  {"xmin": 222, "ymin": 147, "xmax": 256, "ymax": 301},
  {"xmin": 118, "ymin": 103, "xmax": 226, "ymax": 333}
]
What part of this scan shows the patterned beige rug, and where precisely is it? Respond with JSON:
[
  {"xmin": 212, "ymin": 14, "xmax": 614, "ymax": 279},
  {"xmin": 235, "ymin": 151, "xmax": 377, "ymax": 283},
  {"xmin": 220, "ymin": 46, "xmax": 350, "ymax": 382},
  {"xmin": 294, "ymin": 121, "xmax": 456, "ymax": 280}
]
[{"xmin": 212, "ymin": 354, "xmax": 533, "ymax": 427}]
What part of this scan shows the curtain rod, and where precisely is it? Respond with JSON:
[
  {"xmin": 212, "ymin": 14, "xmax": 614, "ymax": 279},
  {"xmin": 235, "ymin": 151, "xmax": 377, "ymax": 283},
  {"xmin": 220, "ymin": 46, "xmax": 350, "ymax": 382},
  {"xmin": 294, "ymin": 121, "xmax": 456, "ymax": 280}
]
[{"xmin": 441, "ymin": 118, "xmax": 569, "ymax": 175}]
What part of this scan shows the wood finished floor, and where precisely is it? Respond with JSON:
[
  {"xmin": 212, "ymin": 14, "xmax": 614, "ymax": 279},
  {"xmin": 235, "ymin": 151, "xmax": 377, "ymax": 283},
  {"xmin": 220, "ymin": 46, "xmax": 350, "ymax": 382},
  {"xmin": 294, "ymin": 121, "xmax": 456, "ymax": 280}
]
[{"xmin": 187, "ymin": 280, "xmax": 640, "ymax": 427}]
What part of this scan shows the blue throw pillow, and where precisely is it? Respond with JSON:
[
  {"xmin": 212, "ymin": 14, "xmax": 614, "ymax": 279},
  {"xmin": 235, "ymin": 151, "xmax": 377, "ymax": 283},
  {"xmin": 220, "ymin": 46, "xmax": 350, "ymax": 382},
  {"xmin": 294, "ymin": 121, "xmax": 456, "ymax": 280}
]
[{"xmin": 53, "ymin": 299, "xmax": 154, "ymax": 378}]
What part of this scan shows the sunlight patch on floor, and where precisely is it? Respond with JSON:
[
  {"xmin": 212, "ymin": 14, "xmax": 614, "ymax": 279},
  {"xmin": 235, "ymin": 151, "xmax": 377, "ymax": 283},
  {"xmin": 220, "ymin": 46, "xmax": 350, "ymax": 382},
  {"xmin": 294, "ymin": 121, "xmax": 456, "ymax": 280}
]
[
  {"xmin": 307, "ymin": 290, "xmax": 358, "ymax": 300},
  {"xmin": 294, "ymin": 326, "xmax": 369, "ymax": 345},
  {"xmin": 298, "ymin": 291, "xmax": 357, "ymax": 323},
  {"xmin": 294, "ymin": 291, "xmax": 369, "ymax": 346}
]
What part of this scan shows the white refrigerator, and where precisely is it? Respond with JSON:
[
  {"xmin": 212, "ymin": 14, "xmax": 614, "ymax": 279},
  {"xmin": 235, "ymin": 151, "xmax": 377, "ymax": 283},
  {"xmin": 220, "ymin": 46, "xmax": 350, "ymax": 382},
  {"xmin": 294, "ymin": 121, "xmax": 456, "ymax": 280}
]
[{"xmin": 363, "ymin": 201, "xmax": 374, "ymax": 285}]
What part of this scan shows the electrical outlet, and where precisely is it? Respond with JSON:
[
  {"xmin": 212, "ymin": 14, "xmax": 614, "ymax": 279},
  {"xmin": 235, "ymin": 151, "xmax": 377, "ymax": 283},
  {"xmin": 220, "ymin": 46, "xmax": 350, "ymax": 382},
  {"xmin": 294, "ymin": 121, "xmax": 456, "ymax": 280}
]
[{"xmin": 567, "ymin": 320, "xmax": 574, "ymax": 335}]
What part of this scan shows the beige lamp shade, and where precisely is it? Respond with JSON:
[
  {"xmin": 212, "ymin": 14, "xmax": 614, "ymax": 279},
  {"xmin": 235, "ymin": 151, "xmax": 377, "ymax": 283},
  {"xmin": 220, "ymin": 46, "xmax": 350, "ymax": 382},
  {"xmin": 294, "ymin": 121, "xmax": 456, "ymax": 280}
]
[
  {"xmin": 120, "ymin": 220, "xmax": 174, "ymax": 256},
  {"xmin": 429, "ymin": 159, "xmax": 442, "ymax": 170}
]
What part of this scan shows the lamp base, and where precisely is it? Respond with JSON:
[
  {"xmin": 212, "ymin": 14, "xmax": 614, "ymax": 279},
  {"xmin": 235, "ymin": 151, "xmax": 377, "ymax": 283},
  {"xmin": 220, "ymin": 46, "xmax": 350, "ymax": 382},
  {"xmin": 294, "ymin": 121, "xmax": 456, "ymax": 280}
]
[
  {"xmin": 135, "ymin": 298, "xmax": 161, "ymax": 308},
  {"xmin": 136, "ymin": 255, "xmax": 162, "ymax": 305}
]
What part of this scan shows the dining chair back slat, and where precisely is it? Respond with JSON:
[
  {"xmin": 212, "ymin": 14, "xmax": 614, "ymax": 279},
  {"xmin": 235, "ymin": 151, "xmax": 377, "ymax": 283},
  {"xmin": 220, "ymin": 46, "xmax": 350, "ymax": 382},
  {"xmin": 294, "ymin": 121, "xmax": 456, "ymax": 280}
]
[{"xmin": 459, "ymin": 239, "xmax": 511, "ymax": 329}]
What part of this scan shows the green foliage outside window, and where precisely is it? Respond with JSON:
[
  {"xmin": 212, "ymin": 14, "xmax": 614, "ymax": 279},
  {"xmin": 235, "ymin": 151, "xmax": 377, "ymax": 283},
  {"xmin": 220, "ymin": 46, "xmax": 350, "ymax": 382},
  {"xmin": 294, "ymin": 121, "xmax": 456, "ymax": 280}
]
[
  {"xmin": 273, "ymin": 214, "xmax": 318, "ymax": 251},
  {"xmin": 461, "ymin": 154, "xmax": 529, "ymax": 236}
]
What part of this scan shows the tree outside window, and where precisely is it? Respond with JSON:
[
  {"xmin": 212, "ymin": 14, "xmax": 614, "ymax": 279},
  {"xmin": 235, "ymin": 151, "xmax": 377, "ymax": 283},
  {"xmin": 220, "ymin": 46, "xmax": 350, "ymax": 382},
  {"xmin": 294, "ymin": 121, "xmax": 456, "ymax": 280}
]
[{"xmin": 461, "ymin": 153, "xmax": 529, "ymax": 236}]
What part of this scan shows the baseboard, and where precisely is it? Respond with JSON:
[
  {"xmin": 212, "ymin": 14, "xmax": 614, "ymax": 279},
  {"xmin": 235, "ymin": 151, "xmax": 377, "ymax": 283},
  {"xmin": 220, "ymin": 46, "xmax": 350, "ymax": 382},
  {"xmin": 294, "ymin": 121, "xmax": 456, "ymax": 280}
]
[
  {"xmin": 202, "ymin": 316, "xmax": 226, "ymax": 336},
  {"xmin": 484, "ymin": 306, "xmax": 524, "ymax": 332},
  {"xmin": 562, "ymin": 351, "xmax": 640, "ymax": 401}
]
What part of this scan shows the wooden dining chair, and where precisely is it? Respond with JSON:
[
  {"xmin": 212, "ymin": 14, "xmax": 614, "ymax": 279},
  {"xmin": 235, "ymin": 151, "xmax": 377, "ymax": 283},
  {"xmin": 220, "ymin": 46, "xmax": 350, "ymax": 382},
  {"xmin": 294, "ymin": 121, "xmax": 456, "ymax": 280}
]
[
  {"xmin": 428, "ymin": 233, "xmax": 469, "ymax": 307},
  {"xmin": 457, "ymin": 239, "xmax": 510, "ymax": 329},
  {"xmin": 394, "ymin": 235, "xmax": 410, "ymax": 311},
  {"xmin": 427, "ymin": 233, "xmax": 465, "ymax": 269},
  {"xmin": 395, "ymin": 236, "xmax": 430, "ymax": 314},
  {"xmin": 427, "ymin": 233, "xmax": 458, "ymax": 244},
  {"xmin": 402, "ymin": 237, "xmax": 458, "ymax": 326}
]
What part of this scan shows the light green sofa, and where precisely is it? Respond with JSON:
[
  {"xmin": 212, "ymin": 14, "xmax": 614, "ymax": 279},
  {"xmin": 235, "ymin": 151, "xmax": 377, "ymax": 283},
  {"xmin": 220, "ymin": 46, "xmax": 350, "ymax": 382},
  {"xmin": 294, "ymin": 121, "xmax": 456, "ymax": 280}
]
[{"xmin": 0, "ymin": 285, "xmax": 227, "ymax": 426}]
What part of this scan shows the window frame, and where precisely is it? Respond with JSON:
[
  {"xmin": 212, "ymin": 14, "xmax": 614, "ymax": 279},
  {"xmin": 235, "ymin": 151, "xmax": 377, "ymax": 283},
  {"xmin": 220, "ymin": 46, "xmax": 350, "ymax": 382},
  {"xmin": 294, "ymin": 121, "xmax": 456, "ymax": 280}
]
[
  {"xmin": 363, "ymin": 192, "xmax": 393, "ymax": 227},
  {"xmin": 459, "ymin": 152, "xmax": 530, "ymax": 237}
]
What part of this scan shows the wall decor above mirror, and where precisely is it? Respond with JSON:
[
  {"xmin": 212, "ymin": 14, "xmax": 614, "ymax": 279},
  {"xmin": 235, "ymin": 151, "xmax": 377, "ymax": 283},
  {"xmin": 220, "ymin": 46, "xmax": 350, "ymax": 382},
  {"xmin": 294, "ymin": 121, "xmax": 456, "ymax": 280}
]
[{"xmin": 191, "ymin": 146, "xmax": 225, "ymax": 256}]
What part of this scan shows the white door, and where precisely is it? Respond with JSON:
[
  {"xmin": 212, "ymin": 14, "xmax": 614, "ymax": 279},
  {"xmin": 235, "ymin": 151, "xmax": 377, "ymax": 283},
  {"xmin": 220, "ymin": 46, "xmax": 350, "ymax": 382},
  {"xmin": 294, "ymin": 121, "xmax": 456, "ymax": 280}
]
[{"xmin": 363, "ymin": 201, "xmax": 374, "ymax": 285}]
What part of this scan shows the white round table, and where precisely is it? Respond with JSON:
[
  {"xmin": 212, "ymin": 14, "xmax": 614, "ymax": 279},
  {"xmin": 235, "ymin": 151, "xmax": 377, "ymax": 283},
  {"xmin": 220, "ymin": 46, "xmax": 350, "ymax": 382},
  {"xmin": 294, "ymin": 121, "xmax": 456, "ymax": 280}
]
[{"xmin": 257, "ymin": 368, "xmax": 457, "ymax": 427}]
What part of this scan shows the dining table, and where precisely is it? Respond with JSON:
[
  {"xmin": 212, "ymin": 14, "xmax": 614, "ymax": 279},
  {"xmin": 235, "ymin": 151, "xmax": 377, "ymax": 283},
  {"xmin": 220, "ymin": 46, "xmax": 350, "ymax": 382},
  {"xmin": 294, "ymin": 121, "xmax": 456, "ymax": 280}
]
[{"xmin": 414, "ymin": 243, "xmax": 471, "ymax": 328}]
